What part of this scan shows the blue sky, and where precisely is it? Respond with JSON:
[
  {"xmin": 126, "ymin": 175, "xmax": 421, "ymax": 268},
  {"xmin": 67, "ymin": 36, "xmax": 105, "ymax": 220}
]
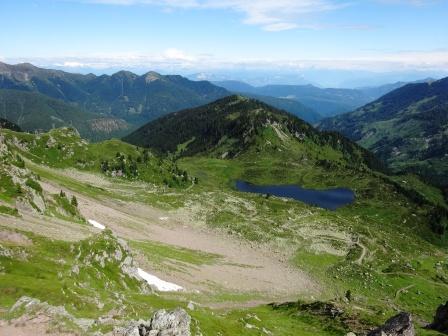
[{"xmin": 1, "ymin": 0, "xmax": 447, "ymax": 80}]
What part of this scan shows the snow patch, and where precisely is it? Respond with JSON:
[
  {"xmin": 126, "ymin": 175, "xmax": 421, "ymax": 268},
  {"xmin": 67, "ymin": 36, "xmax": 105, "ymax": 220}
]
[
  {"xmin": 137, "ymin": 268, "xmax": 183, "ymax": 292},
  {"xmin": 88, "ymin": 219, "xmax": 106, "ymax": 230}
]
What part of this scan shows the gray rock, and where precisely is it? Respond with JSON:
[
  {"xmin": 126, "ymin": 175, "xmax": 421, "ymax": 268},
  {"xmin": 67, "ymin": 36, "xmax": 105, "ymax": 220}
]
[
  {"xmin": 187, "ymin": 302, "xmax": 195, "ymax": 311},
  {"xmin": 367, "ymin": 312, "xmax": 415, "ymax": 336},
  {"xmin": 149, "ymin": 308, "xmax": 191, "ymax": 336},
  {"xmin": 118, "ymin": 308, "xmax": 191, "ymax": 336},
  {"xmin": 123, "ymin": 325, "xmax": 141, "ymax": 336}
]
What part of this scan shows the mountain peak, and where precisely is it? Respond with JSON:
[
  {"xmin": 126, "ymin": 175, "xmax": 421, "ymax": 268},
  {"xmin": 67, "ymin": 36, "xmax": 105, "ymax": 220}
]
[
  {"xmin": 123, "ymin": 95, "xmax": 383, "ymax": 173},
  {"xmin": 144, "ymin": 71, "xmax": 163, "ymax": 83},
  {"xmin": 16, "ymin": 62, "xmax": 38, "ymax": 69},
  {"xmin": 111, "ymin": 70, "xmax": 138, "ymax": 79}
]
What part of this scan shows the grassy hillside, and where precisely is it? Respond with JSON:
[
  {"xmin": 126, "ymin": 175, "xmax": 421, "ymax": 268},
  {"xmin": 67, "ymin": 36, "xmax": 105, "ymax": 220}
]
[
  {"xmin": 0, "ymin": 127, "xmax": 191, "ymax": 189},
  {"xmin": 121, "ymin": 95, "xmax": 448, "ymax": 333},
  {"xmin": 1, "ymin": 228, "xmax": 357, "ymax": 335},
  {"xmin": 319, "ymin": 77, "xmax": 448, "ymax": 188}
]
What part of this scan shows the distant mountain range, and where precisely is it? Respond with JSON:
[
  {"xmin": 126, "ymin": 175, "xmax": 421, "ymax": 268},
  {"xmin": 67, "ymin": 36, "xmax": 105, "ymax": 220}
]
[
  {"xmin": 319, "ymin": 77, "xmax": 448, "ymax": 187},
  {"xmin": 0, "ymin": 62, "xmax": 230, "ymax": 131},
  {"xmin": 213, "ymin": 80, "xmax": 410, "ymax": 117},
  {"xmin": 188, "ymin": 71, "xmax": 313, "ymax": 87},
  {"xmin": 235, "ymin": 92, "xmax": 322, "ymax": 123},
  {"xmin": 0, "ymin": 62, "xmax": 325, "ymax": 135},
  {"xmin": 187, "ymin": 68, "xmax": 445, "ymax": 88}
]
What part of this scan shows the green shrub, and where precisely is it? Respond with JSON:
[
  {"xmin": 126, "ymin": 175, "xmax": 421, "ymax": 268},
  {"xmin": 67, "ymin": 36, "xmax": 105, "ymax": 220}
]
[
  {"xmin": 25, "ymin": 178, "xmax": 43, "ymax": 193},
  {"xmin": 71, "ymin": 195, "xmax": 78, "ymax": 207},
  {"xmin": 0, "ymin": 205, "xmax": 19, "ymax": 216},
  {"xmin": 13, "ymin": 154, "xmax": 25, "ymax": 168}
]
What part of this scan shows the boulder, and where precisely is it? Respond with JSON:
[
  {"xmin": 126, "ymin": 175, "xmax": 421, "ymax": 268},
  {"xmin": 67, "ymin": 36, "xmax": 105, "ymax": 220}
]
[
  {"xmin": 116, "ymin": 308, "xmax": 191, "ymax": 336},
  {"xmin": 149, "ymin": 308, "xmax": 191, "ymax": 335},
  {"xmin": 427, "ymin": 301, "xmax": 448, "ymax": 333},
  {"xmin": 367, "ymin": 312, "xmax": 415, "ymax": 336}
]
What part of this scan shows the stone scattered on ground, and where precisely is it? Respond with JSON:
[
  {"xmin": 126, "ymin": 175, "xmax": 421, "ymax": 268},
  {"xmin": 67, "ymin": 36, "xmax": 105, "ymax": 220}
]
[
  {"xmin": 116, "ymin": 308, "xmax": 191, "ymax": 336},
  {"xmin": 367, "ymin": 312, "xmax": 415, "ymax": 336},
  {"xmin": 299, "ymin": 301, "xmax": 344, "ymax": 318}
]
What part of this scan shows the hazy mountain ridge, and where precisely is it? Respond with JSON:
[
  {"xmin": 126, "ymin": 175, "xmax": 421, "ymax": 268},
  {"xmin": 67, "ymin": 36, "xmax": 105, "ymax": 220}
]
[
  {"xmin": 213, "ymin": 80, "xmax": 401, "ymax": 117},
  {"xmin": 208, "ymin": 87, "xmax": 322, "ymax": 123}
]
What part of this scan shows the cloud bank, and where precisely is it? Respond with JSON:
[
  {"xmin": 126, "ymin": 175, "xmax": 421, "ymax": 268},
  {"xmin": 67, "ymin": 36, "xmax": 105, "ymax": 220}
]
[{"xmin": 6, "ymin": 48, "xmax": 448, "ymax": 73}]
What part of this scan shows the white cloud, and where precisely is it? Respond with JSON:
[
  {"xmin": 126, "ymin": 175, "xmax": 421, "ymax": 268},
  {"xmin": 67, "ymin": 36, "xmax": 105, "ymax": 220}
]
[
  {"xmin": 163, "ymin": 48, "xmax": 196, "ymax": 61},
  {"xmin": 262, "ymin": 22, "xmax": 299, "ymax": 32},
  {"xmin": 55, "ymin": 61, "xmax": 87, "ymax": 67},
  {"xmin": 72, "ymin": 0, "xmax": 442, "ymax": 31},
  {"xmin": 82, "ymin": 0, "xmax": 345, "ymax": 31}
]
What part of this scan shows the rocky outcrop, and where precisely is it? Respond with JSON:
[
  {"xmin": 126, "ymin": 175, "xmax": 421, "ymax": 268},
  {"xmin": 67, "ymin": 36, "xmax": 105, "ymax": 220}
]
[
  {"xmin": 367, "ymin": 312, "xmax": 415, "ymax": 336},
  {"xmin": 8, "ymin": 296, "xmax": 94, "ymax": 332},
  {"xmin": 116, "ymin": 308, "xmax": 191, "ymax": 336},
  {"xmin": 299, "ymin": 301, "xmax": 344, "ymax": 318},
  {"xmin": 427, "ymin": 301, "xmax": 448, "ymax": 333}
]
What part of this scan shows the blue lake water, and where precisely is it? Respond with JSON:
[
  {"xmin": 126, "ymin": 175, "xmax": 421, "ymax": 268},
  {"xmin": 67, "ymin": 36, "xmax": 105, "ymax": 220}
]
[{"xmin": 235, "ymin": 180, "xmax": 355, "ymax": 210}]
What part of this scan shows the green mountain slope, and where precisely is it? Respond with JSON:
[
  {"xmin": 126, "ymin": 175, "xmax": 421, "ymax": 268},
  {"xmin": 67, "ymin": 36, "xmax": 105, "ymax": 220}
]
[
  {"xmin": 121, "ymin": 95, "xmax": 448, "ymax": 330},
  {"xmin": 123, "ymin": 95, "xmax": 383, "ymax": 170},
  {"xmin": 2, "ymin": 116, "xmax": 448, "ymax": 334},
  {"xmin": 0, "ymin": 127, "xmax": 191, "ymax": 189},
  {"xmin": 0, "ymin": 89, "xmax": 130, "ymax": 141},
  {"xmin": 0, "ymin": 62, "xmax": 230, "ymax": 126},
  {"xmin": 319, "ymin": 77, "xmax": 448, "ymax": 188}
]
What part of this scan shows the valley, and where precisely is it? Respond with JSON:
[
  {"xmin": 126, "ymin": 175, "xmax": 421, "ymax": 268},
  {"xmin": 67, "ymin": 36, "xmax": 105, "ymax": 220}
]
[
  {"xmin": 2, "ymin": 1, "xmax": 447, "ymax": 334},
  {"xmin": 1, "ymin": 95, "xmax": 448, "ymax": 335}
]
